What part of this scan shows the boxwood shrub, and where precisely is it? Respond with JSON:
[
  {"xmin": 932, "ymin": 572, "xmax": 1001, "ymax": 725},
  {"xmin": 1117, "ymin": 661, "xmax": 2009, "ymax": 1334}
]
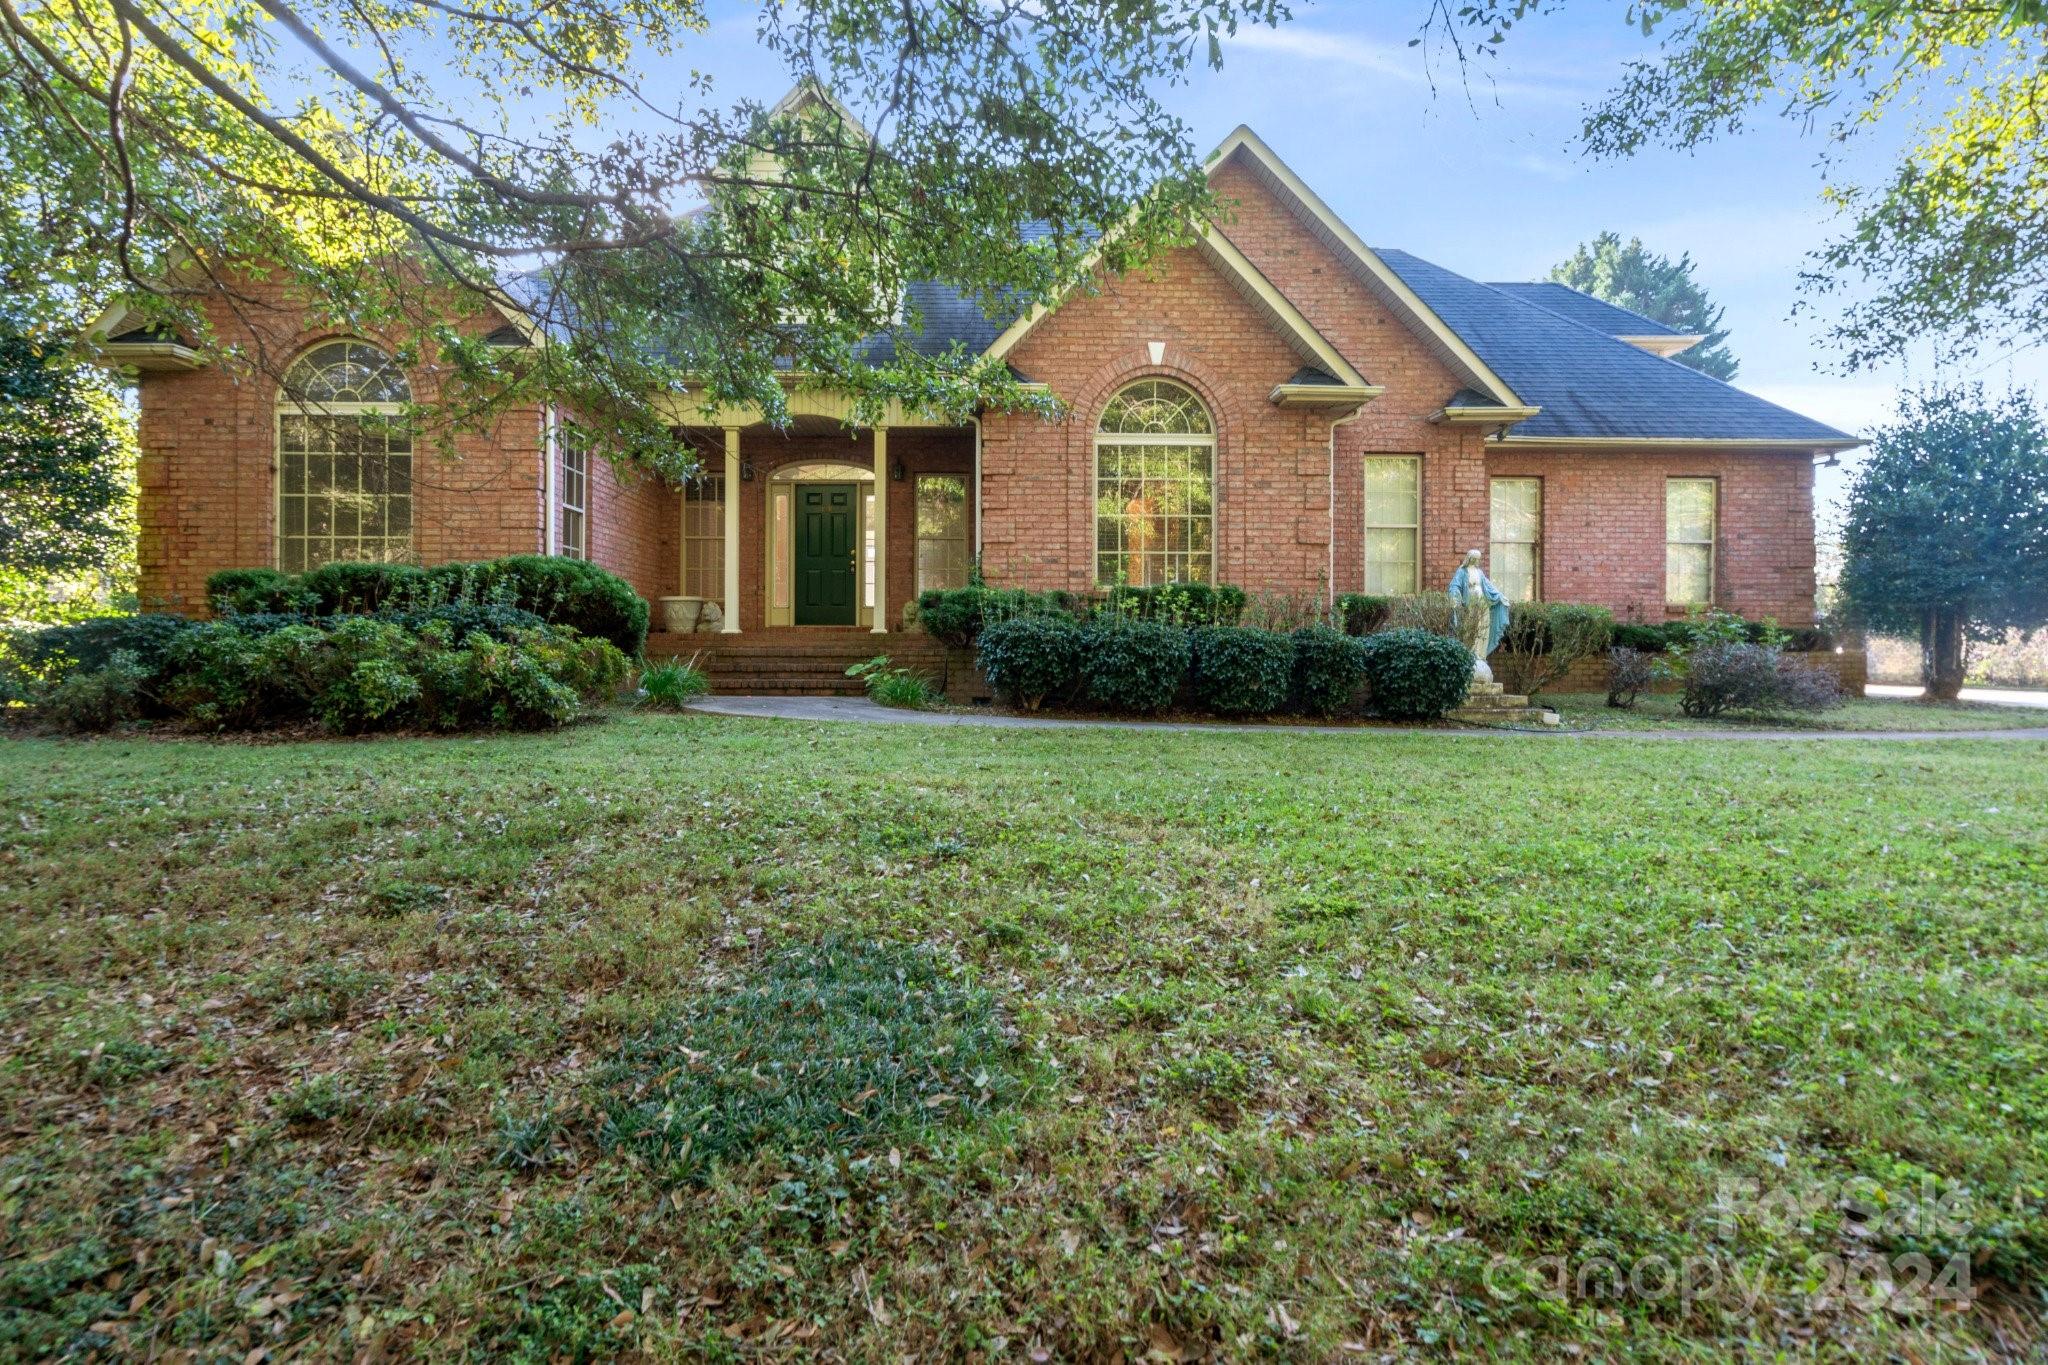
[
  {"xmin": 976, "ymin": 615, "xmax": 1083, "ymax": 711},
  {"xmin": 1332, "ymin": 594, "xmax": 1393, "ymax": 637},
  {"xmin": 913, "ymin": 586, "xmax": 1078, "ymax": 648},
  {"xmin": 301, "ymin": 561, "xmax": 427, "ymax": 614},
  {"xmin": 206, "ymin": 567, "xmax": 310, "ymax": 615},
  {"xmin": 433, "ymin": 556, "xmax": 648, "ymax": 655},
  {"xmin": 1188, "ymin": 626, "xmax": 1293, "ymax": 715},
  {"xmin": 1290, "ymin": 625, "xmax": 1365, "ymax": 716},
  {"xmin": 1357, "ymin": 627, "xmax": 1472, "ymax": 719},
  {"xmin": 1080, "ymin": 620, "xmax": 1190, "ymax": 715},
  {"xmin": 205, "ymin": 556, "xmax": 649, "ymax": 655}
]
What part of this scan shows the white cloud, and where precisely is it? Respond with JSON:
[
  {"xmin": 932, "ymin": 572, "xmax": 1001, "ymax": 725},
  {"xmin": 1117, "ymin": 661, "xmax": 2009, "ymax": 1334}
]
[{"xmin": 1224, "ymin": 25, "xmax": 1587, "ymax": 103}]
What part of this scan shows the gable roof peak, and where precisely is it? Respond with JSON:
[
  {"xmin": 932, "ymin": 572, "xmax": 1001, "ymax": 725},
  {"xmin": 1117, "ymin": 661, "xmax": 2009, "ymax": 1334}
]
[{"xmin": 1202, "ymin": 125, "xmax": 1525, "ymax": 411}]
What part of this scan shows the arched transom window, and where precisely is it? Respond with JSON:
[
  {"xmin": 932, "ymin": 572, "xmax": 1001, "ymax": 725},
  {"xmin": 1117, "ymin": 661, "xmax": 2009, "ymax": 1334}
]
[
  {"xmin": 276, "ymin": 340, "xmax": 413, "ymax": 572},
  {"xmin": 1094, "ymin": 379, "xmax": 1215, "ymax": 586}
]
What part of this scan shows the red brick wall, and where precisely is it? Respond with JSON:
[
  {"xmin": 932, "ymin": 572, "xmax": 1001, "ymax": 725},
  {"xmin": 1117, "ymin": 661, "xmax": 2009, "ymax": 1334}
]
[
  {"xmin": 973, "ymin": 162, "xmax": 1821, "ymax": 625},
  {"xmin": 982, "ymin": 241, "xmax": 1363, "ymax": 598},
  {"xmin": 1485, "ymin": 447, "xmax": 1818, "ymax": 624},
  {"xmin": 134, "ymin": 278, "xmax": 545, "ymax": 613},
  {"xmin": 578, "ymin": 438, "xmax": 676, "ymax": 607}
]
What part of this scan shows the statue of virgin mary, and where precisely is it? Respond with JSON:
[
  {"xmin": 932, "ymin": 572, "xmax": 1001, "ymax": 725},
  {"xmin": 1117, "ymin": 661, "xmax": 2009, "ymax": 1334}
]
[{"xmin": 1449, "ymin": 549, "xmax": 1510, "ymax": 683}]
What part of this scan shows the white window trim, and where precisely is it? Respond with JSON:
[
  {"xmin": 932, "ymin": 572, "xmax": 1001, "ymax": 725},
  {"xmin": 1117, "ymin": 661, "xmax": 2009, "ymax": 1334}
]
[
  {"xmin": 1363, "ymin": 455, "xmax": 1423, "ymax": 596},
  {"xmin": 274, "ymin": 341, "xmax": 414, "ymax": 573},
  {"xmin": 1489, "ymin": 475, "xmax": 1543, "ymax": 603},
  {"xmin": 1665, "ymin": 477, "xmax": 1719, "ymax": 608},
  {"xmin": 1092, "ymin": 381, "xmax": 1219, "ymax": 587},
  {"xmin": 557, "ymin": 423, "xmax": 589, "ymax": 560},
  {"xmin": 914, "ymin": 473, "xmax": 971, "ymax": 594}
]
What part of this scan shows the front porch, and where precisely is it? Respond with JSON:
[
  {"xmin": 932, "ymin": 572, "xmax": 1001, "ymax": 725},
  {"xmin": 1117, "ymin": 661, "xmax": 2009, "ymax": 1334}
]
[{"xmin": 636, "ymin": 412, "xmax": 976, "ymax": 680}]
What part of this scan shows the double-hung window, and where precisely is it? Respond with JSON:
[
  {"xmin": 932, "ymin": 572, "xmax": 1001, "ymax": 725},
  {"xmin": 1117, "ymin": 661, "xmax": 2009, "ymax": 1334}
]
[
  {"xmin": 1665, "ymin": 478, "xmax": 1717, "ymax": 607},
  {"xmin": 557, "ymin": 423, "xmax": 588, "ymax": 559},
  {"xmin": 1363, "ymin": 456, "xmax": 1422, "ymax": 594},
  {"xmin": 915, "ymin": 475, "xmax": 970, "ymax": 592},
  {"xmin": 1489, "ymin": 477, "xmax": 1542, "ymax": 602}
]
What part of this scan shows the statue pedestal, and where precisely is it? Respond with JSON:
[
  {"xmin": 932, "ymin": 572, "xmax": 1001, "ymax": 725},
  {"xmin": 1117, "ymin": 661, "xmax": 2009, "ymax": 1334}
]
[{"xmin": 1471, "ymin": 658, "xmax": 1494, "ymax": 686}]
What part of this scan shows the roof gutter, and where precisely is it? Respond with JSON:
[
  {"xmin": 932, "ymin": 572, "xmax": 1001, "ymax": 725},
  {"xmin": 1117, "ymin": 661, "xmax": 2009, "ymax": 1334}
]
[{"xmin": 1495, "ymin": 434, "xmax": 1866, "ymax": 453}]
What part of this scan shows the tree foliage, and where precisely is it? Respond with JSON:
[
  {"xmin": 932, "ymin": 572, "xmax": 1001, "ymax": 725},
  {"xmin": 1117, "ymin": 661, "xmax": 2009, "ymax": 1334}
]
[
  {"xmin": 1428, "ymin": 1, "xmax": 2048, "ymax": 369},
  {"xmin": 1838, "ymin": 385, "xmax": 2048, "ymax": 699},
  {"xmin": 0, "ymin": 328, "xmax": 136, "ymax": 619},
  {"xmin": 1550, "ymin": 232, "xmax": 1737, "ymax": 380},
  {"xmin": 0, "ymin": 0, "xmax": 1290, "ymax": 469}
]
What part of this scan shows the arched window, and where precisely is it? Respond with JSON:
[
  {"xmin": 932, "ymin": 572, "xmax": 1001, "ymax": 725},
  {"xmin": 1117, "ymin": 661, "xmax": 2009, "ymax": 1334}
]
[
  {"xmin": 1094, "ymin": 379, "xmax": 1215, "ymax": 586},
  {"xmin": 276, "ymin": 341, "xmax": 413, "ymax": 572}
]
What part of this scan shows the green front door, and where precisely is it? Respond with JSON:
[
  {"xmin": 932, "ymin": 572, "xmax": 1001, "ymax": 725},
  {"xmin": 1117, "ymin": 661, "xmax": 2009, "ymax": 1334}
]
[{"xmin": 794, "ymin": 483, "xmax": 859, "ymax": 625}]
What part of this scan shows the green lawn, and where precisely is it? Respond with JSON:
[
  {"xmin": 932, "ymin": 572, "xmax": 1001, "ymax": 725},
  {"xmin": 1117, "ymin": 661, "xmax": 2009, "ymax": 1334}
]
[
  {"xmin": 3, "ymin": 715, "xmax": 2046, "ymax": 1359},
  {"xmin": 1542, "ymin": 691, "xmax": 2048, "ymax": 733}
]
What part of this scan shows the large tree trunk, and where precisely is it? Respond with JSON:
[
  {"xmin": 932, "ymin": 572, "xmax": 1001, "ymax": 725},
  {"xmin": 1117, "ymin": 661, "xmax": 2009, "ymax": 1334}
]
[{"xmin": 1920, "ymin": 607, "xmax": 1967, "ymax": 701}]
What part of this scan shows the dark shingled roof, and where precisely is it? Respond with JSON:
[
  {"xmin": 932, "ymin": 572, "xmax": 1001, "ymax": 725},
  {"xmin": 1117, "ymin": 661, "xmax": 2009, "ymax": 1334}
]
[
  {"xmin": 1484, "ymin": 282, "xmax": 1685, "ymax": 338},
  {"xmin": 1375, "ymin": 249, "xmax": 1856, "ymax": 445},
  {"xmin": 494, "ymin": 228, "xmax": 1852, "ymax": 445}
]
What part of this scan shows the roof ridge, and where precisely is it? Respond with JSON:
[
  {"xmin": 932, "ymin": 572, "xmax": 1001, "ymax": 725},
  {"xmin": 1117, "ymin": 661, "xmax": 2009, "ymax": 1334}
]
[
  {"xmin": 1373, "ymin": 248, "xmax": 1857, "ymax": 445},
  {"xmin": 1392, "ymin": 251, "xmax": 1744, "ymax": 390},
  {"xmin": 1484, "ymin": 280, "xmax": 1684, "ymax": 337}
]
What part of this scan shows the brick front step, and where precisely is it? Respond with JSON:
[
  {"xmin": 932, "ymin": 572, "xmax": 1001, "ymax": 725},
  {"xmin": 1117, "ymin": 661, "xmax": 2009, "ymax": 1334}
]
[{"xmin": 645, "ymin": 628, "xmax": 955, "ymax": 696}]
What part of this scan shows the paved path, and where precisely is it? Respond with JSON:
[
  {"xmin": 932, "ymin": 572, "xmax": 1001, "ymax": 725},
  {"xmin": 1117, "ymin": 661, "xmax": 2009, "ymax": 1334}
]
[
  {"xmin": 687, "ymin": 695, "xmax": 2048, "ymax": 742},
  {"xmin": 1867, "ymin": 683, "xmax": 2048, "ymax": 710}
]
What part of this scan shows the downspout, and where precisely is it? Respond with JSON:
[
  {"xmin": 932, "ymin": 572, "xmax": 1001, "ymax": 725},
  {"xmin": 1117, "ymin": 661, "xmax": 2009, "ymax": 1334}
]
[
  {"xmin": 1326, "ymin": 405, "xmax": 1364, "ymax": 612},
  {"xmin": 970, "ymin": 414, "xmax": 984, "ymax": 561},
  {"xmin": 542, "ymin": 403, "xmax": 559, "ymax": 555}
]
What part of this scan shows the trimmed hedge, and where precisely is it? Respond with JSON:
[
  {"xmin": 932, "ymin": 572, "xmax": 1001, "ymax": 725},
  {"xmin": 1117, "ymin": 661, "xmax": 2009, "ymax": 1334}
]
[
  {"xmin": 1290, "ymin": 625, "xmax": 1365, "ymax": 716},
  {"xmin": 152, "ymin": 617, "xmax": 628, "ymax": 733},
  {"xmin": 206, "ymin": 568, "xmax": 311, "ymax": 615},
  {"xmin": 205, "ymin": 556, "xmax": 649, "ymax": 655},
  {"xmin": 912, "ymin": 586, "xmax": 1079, "ymax": 649},
  {"xmin": 302, "ymin": 561, "xmax": 427, "ymax": 614},
  {"xmin": 1080, "ymin": 620, "xmax": 1190, "ymax": 715},
  {"xmin": 1613, "ymin": 618, "xmax": 1837, "ymax": 654},
  {"xmin": 976, "ymin": 615, "xmax": 1083, "ymax": 711},
  {"xmin": 1357, "ymin": 628, "xmax": 1473, "ymax": 719},
  {"xmin": 1333, "ymin": 594, "xmax": 1393, "ymax": 637},
  {"xmin": 1189, "ymin": 626, "xmax": 1293, "ymax": 715}
]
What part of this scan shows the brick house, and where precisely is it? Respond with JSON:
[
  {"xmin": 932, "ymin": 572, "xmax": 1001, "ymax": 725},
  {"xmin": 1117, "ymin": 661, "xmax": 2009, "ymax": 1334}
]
[{"xmin": 100, "ymin": 110, "xmax": 1859, "ymax": 676}]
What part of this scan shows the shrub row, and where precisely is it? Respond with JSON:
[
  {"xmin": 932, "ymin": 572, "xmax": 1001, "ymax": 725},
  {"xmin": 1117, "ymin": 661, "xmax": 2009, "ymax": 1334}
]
[
  {"xmin": 916, "ymin": 582, "xmax": 1251, "ymax": 651},
  {"xmin": 907, "ymin": 586, "xmax": 1081, "ymax": 649},
  {"xmin": 976, "ymin": 617, "xmax": 1472, "ymax": 720},
  {"xmin": 24, "ymin": 616, "xmax": 629, "ymax": 734},
  {"xmin": 1612, "ymin": 618, "xmax": 1836, "ymax": 654},
  {"xmin": 206, "ymin": 556, "xmax": 649, "ymax": 654}
]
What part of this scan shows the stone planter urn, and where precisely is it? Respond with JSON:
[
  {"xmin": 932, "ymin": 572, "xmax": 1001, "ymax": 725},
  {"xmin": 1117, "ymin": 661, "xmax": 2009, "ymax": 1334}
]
[{"xmin": 658, "ymin": 596, "xmax": 720, "ymax": 634}]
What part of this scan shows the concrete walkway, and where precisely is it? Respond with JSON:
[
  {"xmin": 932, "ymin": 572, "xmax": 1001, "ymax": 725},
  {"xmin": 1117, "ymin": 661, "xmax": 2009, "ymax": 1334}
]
[
  {"xmin": 1867, "ymin": 683, "xmax": 2048, "ymax": 709},
  {"xmin": 687, "ymin": 695, "xmax": 2048, "ymax": 742}
]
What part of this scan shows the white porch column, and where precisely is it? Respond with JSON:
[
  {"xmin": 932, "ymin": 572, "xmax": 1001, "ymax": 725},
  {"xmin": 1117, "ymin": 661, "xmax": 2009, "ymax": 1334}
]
[
  {"xmin": 871, "ymin": 426, "xmax": 889, "ymax": 634},
  {"xmin": 721, "ymin": 427, "xmax": 741, "ymax": 634}
]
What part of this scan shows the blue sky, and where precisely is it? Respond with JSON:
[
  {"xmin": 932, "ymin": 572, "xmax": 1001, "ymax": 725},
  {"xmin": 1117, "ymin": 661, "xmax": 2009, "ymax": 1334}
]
[{"xmin": 625, "ymin": 3, "xmax": 2048, "ymax": 520}]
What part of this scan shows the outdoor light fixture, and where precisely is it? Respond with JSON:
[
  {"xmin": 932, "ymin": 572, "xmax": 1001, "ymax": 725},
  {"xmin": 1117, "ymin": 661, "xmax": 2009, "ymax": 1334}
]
[
  {"xmin": 891, "ymin": 457, "xmax": 907, "ymax": 482},
  {"xmin": 741, "ymin": 460, "xmax": 756, "ymax": 481}
]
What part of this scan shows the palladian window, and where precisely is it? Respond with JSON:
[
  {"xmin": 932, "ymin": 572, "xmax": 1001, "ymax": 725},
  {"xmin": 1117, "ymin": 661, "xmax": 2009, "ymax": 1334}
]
[
  {"xmin": 276, "ymin": 341, "xmax": 413, "ymax": 572},
  {"xmin": 1094, "ymin": 379, "xmax": 1215, "ymax": 586}
]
